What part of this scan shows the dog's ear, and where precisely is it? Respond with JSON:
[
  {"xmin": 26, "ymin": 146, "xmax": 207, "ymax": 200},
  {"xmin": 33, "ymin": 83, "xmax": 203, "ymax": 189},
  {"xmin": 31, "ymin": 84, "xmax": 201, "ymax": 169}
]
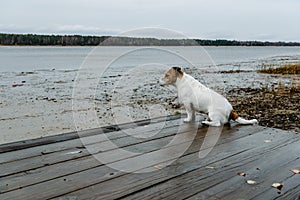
[{"xmin": 172, "ymin": 66, "xmax": 183, "ymax": 76}]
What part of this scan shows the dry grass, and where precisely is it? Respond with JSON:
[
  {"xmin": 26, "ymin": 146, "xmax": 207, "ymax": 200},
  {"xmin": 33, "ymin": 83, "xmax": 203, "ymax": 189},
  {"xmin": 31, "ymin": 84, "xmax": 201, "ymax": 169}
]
[{"xmin": 258, "ymin": 63, "xmax": 300, "ymax": 74}]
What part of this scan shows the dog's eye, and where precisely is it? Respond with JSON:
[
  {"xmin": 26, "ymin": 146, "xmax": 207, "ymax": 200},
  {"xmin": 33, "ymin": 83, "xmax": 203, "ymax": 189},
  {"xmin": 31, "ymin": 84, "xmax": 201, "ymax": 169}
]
[{"xmin": 165, "ymin": 74, "xmax": 169, "ymax": 77}]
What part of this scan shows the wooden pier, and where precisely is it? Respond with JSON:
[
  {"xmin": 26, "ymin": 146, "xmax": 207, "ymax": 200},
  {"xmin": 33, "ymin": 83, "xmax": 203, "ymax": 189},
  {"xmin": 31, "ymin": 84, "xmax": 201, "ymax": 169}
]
[{"xmin": 0, "ymin": 115, "xmax": 299, "ymax": 200}]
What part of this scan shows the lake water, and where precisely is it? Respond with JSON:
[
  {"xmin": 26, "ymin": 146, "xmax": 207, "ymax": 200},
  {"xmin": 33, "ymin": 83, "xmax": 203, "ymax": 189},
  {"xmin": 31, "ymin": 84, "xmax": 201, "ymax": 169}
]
[{"xmin": 1, "ymin": 46, "xmax": 300, "ymax": 72}]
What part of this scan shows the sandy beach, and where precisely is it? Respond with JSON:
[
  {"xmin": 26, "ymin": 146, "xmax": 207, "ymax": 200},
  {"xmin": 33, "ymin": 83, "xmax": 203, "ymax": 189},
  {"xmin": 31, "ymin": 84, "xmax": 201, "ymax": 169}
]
[{"xmin": 0, "ymin": 69, "xmax": 78, "ymax": 144}]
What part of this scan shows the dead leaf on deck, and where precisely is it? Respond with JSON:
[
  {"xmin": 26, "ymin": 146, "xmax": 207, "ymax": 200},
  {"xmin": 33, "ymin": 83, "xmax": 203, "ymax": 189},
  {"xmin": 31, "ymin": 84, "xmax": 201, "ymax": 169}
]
[
  {"xmin": 237, "ymin": 172, "xmax": 246, "ymax": 177},
  {"xmin": 272, "ymin": 183, "xmax": 283, "ymax": 194},
  {"xmin": 272, "ymin": 183, "xmax": 282, "ymax": 188},
  {"xmin": 290, "ymin": 169, "xmax": 300, "ymax": 174},
  {"xmin": 154, "ymin": 165, "xmax": 162, "ymax": 170},
  {"xmin": 65, "ymin": 150, "xmax": 82, "ymax": 155},
  {"xmin": 246, "ymin": 180, "xmax": 256, "ymax": 185}
]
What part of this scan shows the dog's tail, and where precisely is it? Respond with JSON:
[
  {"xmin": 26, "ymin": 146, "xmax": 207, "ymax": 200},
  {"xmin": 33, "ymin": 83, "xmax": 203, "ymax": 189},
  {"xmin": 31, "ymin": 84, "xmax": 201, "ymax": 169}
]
[{"xmin": 229, "ymin": 110, "xmax": 258, "ymax": 125}]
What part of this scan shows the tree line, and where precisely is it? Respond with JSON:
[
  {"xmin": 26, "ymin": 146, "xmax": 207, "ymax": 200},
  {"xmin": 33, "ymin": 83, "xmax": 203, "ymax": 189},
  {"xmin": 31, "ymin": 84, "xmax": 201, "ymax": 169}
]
[{"xmin": 1, "ymin": 33, "xmax": 300, "ymax": 46}]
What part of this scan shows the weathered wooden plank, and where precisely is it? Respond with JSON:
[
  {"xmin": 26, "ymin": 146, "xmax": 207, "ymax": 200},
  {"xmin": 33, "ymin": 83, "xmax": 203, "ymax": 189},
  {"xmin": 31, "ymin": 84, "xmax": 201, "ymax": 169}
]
[
  {"xmin": 248, "ymin": 161, "xmax": 300, "ymax": 199},
  {"xmin": 48, "ymin": 127, "xmax": 280, "ymax": 200},
  {"xmin": 275, "ymin": 176, "xmax": 300, "ymax": 200},
  {"xmin": 0, "ymin": 155, "xmax": 100, "ymax": 194},
  {"xmin": 0, "ymin": 139, "xmax": 84, "ymax": 164},
  {"xmin": 184, "ymin": 137, "xmax": 300, "ymax": 200},
  {"xmin": 0, "ymin": 117, "xmax": 202, "ymax": 192},
  {"xmin": 0, "ymin": 124, "xmax": 263, "ymax": 199},
  {"xmin": 2, "ymin": 112, "xmax": 297, "ymax": 200},
  {"xmin": 0, "ymin": 115, "xmax": 182, "ymax": 154},
  {"xmin": 0, "ymin": 115, "xmax": 182, "ymax": 164},
  {"xmin": 0, "ymin": 122, "xmax": 199, "ymax": 193},
  {"xmin": 0, "ymin": 118, "xmax": 188, "ymax": 178},
  {"xmin": 99, "ymin": 129, "xmax": 299, "ymax": 200},
  {"xmin": 0, "ymin": 147, "xmax": 91, "ymax": 178}
]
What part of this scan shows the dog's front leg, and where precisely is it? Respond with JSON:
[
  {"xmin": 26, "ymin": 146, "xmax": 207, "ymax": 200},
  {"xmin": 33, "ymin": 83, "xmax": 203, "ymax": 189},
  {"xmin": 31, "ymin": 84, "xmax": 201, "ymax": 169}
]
[{"xmin": 183, "ymin": 103, "xmax": 195, "ymax": 123}]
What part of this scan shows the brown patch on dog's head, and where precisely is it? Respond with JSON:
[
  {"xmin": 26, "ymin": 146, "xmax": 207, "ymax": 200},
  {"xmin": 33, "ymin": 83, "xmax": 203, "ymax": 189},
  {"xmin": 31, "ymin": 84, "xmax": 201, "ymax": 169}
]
[
  {"xmin": 172, "ymin": 66, "xmax": 184, "ymax": 78},
  {"xmin": 160, "ymin": 67, "xmax": 184, "ymax": 85}
]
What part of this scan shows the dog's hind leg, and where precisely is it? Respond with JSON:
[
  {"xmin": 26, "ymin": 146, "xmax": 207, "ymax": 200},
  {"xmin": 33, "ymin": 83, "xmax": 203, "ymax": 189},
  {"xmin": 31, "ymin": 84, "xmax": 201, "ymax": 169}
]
[{"xmin": 202, "ymin": 112, "xmax": 222, "ymax": 126}]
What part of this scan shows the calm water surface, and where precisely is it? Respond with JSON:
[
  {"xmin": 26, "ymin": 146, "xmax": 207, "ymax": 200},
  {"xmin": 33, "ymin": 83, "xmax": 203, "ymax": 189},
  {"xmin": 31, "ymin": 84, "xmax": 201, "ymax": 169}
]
[{"xmin": 0, "ymin": 46, "xmax": 300, "ymax": 72}]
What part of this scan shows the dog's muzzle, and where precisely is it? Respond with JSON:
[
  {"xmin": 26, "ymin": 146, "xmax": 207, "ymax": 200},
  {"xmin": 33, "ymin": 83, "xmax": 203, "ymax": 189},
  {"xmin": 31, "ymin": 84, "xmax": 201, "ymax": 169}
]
[{"xmin": 159, "ymin": 78, "xmax": 166, "ymax": 86}]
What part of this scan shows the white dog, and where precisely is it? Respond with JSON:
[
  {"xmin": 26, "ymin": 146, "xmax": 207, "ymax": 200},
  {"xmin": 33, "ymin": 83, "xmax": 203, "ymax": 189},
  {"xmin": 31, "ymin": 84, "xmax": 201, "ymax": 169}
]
[{"xmin": 160, "ymin": 67, "xmax": 258, "ymax": 126}]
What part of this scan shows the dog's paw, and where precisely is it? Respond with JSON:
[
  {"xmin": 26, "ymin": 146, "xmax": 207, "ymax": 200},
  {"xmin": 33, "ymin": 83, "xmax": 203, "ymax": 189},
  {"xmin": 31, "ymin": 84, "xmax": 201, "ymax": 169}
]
[
  {"xmin": 201, "ymin": 120, "xmax": 210, "ymax": 125},
  {"xmin": 202, "ymin": 120, "xmax": 221, "ymax": 126},
  {"xmin": 183, "ymin": 118, "xmax": 192, "ymax": 123}
]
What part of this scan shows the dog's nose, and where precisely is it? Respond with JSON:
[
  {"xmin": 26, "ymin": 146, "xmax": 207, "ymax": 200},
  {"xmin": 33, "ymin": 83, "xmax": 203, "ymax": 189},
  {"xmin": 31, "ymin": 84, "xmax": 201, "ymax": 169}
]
[{"xmin": 158, "ymin": 79, "xmax": 165, "ymax": 86}]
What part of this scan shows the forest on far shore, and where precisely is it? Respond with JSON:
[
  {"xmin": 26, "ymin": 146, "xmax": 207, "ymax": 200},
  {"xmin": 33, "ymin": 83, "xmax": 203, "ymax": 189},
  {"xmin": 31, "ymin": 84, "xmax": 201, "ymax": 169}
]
[{"xmin": 1, "ymin": 33, "xmax": 300, "ymax": 46}]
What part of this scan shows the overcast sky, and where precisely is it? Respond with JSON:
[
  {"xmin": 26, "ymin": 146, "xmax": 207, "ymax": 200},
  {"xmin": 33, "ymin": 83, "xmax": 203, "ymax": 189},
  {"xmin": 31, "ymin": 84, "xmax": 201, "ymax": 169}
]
[{"xmin": 1, "ymin": 0, "xmax": 300, "ymax": 41}]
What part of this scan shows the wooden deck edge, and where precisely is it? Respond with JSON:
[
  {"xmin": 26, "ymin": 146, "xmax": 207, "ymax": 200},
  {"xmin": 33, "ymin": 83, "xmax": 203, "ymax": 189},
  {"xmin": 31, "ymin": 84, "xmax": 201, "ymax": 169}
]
[{"xmin": 0, "ymin": 114, "xmax": 183, "ymax": 153}]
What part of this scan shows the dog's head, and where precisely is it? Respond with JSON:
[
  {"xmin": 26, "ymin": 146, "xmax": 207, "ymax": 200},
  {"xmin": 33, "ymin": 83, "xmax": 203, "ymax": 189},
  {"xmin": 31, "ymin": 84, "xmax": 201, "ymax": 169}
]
[{"xmin": 159, "ymin": 66, "xmax": 184, "ymax": 86}]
